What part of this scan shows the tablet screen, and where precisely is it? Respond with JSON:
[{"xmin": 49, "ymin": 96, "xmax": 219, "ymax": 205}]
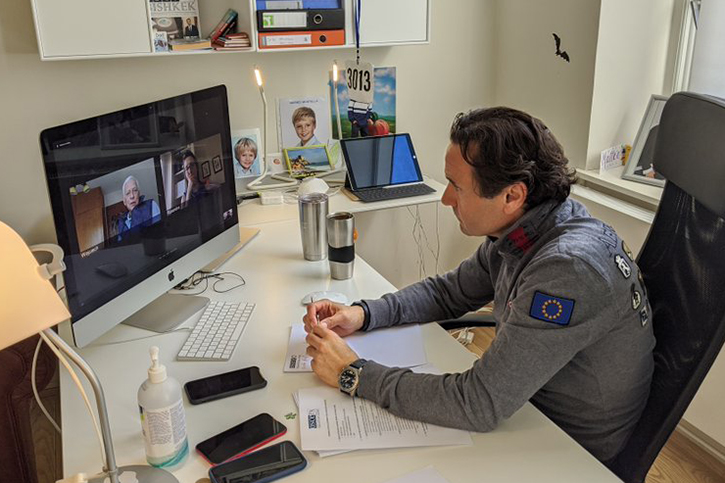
[{"xmin": 341, "ymin": 134, "xmax": 423, "ymax": 190}]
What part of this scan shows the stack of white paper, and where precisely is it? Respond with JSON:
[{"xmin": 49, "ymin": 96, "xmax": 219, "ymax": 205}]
[{"xmin": 293, "ymin": 364, "xmax": 472, "ymax": 457}]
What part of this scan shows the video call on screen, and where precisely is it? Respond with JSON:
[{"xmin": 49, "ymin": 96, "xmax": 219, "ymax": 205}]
[
  {"xmin": 345, "ymin": 135, "xmax": 421, "ymax": 189},
  {"xmin": 40, "ymin": 86, "xmax": 237, "ymax": 322}
]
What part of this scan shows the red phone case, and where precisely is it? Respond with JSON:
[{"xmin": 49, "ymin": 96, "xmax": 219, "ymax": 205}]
[{"xmin": 196, "ymin": 415, "xmax": 287, "ymax": 466}]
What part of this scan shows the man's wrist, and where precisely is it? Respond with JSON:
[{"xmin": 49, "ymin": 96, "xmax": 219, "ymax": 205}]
[{"xmin": 352, "ymin": 301, "xmax": 371, "ymax": 331}]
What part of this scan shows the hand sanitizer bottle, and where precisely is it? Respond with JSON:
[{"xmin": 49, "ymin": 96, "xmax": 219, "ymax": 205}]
[{"xmin": 138, "ymin": 346, "xmax": 188, "ymax": 470}]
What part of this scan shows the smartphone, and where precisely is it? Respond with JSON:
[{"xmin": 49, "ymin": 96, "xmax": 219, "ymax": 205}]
[
  {"xmin": 184, "ymin": 366, "xmax": 267, "ymax": 405},
  {"xmin": 208, "ymin": 440, "xmax": 307, "ymax": 483},
  {"xmin": 196, "ymin": 413, "xmax": 287, "ymax": 465}
]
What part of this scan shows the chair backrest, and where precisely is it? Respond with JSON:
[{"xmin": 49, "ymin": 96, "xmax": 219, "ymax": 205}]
[{"xmin": 609, "ymin": 92, "xmax": 725, "ymax": 482}]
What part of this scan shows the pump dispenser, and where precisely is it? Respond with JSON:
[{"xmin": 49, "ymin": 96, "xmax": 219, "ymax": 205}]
[{"xmin": 138, "ymin": 346, "xmax": 188, "ymax": 470}]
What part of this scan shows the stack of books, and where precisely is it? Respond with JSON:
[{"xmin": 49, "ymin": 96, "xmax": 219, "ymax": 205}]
[
  {"xmin": 210, "ymin": 8, "xmax": 239, "ymax": 43},
  {"xmin": 169, "ymin": 38, "xmax": 213, "ymax": 51},
  {"xmin": 213, "ymin": 33, "xmax": 251, "ymax": 51}
]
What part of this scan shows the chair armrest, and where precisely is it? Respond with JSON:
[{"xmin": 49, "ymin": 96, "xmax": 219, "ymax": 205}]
[{"xmin": 437, "ymin": 312, "xmax": 496, "ymax": 331}]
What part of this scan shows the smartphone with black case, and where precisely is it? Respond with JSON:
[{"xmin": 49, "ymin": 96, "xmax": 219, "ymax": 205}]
[
  {"xmin": 196, "ymin": 413, "xmax": 287, "ymax": 465},
  {"xmin": 184, "ymin": 366, "xmax": 267, "ymax": 405},
  {"xmin": 208, "ymin": 440, "xmax": 307, "ymax": 483}
]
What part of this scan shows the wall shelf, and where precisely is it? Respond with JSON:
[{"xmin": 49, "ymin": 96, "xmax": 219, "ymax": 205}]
[{"xmin": 30, "ymin": 0, "xmax": 430, "ymax": 61}]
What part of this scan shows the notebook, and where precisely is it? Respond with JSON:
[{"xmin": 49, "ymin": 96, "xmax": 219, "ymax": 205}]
[{"xmin": 340, "ymin": 134, "xmax": 435, "ymax": 203}]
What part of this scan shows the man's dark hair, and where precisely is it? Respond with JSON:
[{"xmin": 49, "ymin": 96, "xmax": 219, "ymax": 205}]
[{"xmin": 449, "ymin": 107, "xmax": 576, "ymax": 208}]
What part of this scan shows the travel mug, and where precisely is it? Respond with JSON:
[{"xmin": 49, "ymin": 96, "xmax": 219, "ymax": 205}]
[
  {"xmin": 298, "ymin": 193, "xmax": 329, "ymax": 261},
  {"xmin": 327, "ymin": 212, "xmax": 355, "ymax": 280}
]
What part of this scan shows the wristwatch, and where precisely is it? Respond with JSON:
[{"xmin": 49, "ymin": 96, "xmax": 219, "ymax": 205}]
[{"xmin": 338, "ymin": 358, "xmax": 367, "ymax": 397}]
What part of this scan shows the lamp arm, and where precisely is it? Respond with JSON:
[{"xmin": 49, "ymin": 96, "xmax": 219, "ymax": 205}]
[
  {"xmin": 42, "ymin": 328, "xmax": 121, "ymax": 483},
  {"xmin": 247, "ymin": 86, "xmax": 298, "ymax": 190},
  {"xmin": 30, "ymin": 243, "xmax": 66, "ymax": 281}
]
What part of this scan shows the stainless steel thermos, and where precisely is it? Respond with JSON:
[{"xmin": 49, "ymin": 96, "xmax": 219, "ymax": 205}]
[
  {"xmin": 298, "ymin": 193, "xmax": 329, "ymax": 261},
  {"xmin": 326, "ymin": 212, "xmax": 355, "ymax": 280}
]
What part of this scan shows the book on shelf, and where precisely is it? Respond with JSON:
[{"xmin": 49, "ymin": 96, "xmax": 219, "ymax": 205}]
[
  {"xmin": 209, "ymin": 8, "xmax": 239, "ymax": 42},
  {"xmin": 213, "ymin": 32, "xmax": 251, "ymax": 50},
  {"xmin": 149, "ymin": 0, "xmax": 202, "ymax": 52},
  {"xmin": 169, "ymin": 38, "xmax": 212, "ymax": 51}
]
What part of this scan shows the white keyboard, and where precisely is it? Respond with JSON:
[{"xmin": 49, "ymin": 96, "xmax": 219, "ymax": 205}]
[{"xmin": 176, "ymin": 301, "xmax": 255, "ymax": 361}]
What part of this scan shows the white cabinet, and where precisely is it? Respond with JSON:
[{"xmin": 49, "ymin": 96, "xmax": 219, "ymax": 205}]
[
  {"xmin": 29, "ymin": 0, "xmax": 430, "ymax": 60},
  {"xmin": 355, "ymin": 0, "xmax": 429, "ymax": 45},
  {"xmin": 31, "ymin": 0, "xmax": 152, "ymax": 59}
]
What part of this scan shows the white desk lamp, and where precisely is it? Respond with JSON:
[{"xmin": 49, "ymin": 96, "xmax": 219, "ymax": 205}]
[
  {"xmin": 312, "ymin": 60, "xmax": 345, "ymax": 183},
  {"xmin": 246, "ymin": 66, "xmax": 298, "ymax": 191},
  {"xmin": 0, "ymin": 221, "xmax": 178, "ymax": 483}
]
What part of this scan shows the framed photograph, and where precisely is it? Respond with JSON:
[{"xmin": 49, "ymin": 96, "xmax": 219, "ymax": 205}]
[
  {"xmin": 622, "ymin": 95, "xmax": 668, "ymax": 186},
  {"xmin": 201, "ymin": 160, "xmax": 211, "ymax": 179},
  {"xmin": 212, "ymin": 155, "xmax": 222, "ymax": 173},
  {"xmin": 98, "ymin": 105, "xmax": 159, "ymax": 150},
  {"xmin": 283, "ymin": 145, "xmax": 333, "ymax": 179},
  {"xmin": 231, "ymin": 128, "xmax": 267, "ymax": 178},
  {"xmin": 278, "ymin": 97, "xmax": 332, "ymax": 151}
]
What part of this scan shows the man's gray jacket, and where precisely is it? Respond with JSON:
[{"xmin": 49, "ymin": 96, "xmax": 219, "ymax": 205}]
[{"xmin": 357, "ymin": 198, "xmax": 655, "ymax": 462}]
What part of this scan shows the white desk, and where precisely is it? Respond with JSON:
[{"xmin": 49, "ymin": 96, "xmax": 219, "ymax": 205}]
[
  {"xmin": 60, "ymin": 219, "xmax": 619, "ymax": 482},
  {"xmin": 238, "ymin": 176, "xmax": 446, "ymax": 226}
]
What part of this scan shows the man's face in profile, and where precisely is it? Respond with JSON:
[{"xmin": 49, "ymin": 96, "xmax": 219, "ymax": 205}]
[{"xmin": 123, "ymin": 179, "xmax": 140, "ymax": 211}]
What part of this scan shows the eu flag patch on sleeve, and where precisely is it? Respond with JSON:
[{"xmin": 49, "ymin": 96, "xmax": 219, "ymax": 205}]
[{"xmin": 529, "ymin": 291, "xmax": 575, "ymax": 326}]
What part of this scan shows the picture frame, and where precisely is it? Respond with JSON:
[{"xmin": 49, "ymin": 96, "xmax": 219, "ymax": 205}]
[
  {"xmin": 201, "ymin": 160, "xmax": 211, "ymax": 179},
  {"xmin": 212, "ymin": 155, "xmax": 222, "ymax": 173},
  {"xmin": 231, "ymin": 128, "xmax": 267, "ymax": 178},
  {"xmin": 621, "ymin": 95, "xmax": 668, "ymax": 186},
  {"xmin": 277, "ymin": 97, "xmax": 332, "ymax": 151},
  {"xmin": 283, "ymin": 145, "xmax": 333, "ymax": 179}
]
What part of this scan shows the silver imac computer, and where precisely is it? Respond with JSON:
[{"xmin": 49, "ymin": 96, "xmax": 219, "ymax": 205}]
[{"xmin": 40, "ymin": 85, "xmax": 240, "ymax": 347}]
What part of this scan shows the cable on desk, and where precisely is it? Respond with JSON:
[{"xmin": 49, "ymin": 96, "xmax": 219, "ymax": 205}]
[{"xmin": 171, "ymin": 270, "xmax": 247, "ymax": 296}]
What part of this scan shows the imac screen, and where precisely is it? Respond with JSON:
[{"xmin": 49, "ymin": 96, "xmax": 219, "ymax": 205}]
[{"xmin": 40, "ymin": 85, "xmax": 238, "ymax": 326}]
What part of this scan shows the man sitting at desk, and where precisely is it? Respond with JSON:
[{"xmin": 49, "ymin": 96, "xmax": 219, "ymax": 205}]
[
  {"xmin": 117, "ymin": 175, "xmax": 160, "ymax": 241},
  {"xmin": 303, "ymin": 107, "xmax": 655, "ymax": 466}
]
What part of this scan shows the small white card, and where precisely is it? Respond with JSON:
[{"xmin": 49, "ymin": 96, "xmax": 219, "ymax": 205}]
[
  {"xmin": 600, "ymin": 143, "xmax": 630, "ymax": 171},
  {"xmin": 344, "ymin": 60, "xmax": 375, "ymax": 105}
]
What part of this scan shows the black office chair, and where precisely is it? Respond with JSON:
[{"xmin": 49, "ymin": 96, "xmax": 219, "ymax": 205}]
[{"xmin": 608, "ymin": 92, "xmax": 725, "ymax": 482}]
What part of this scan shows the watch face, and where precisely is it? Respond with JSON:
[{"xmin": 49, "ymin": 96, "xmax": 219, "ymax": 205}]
[{"xmin": 339, "ymin": 368, "xmax": 357, "ymax": 391}]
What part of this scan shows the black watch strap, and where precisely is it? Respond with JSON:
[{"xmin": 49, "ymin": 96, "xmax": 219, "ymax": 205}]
[
  {"xmin": 350, "ymin": 358, "xmax": 367, "ymax": 369},
  {"xmin": 352, "ymin": 301, "xmax": 371, "ymax": 331}
]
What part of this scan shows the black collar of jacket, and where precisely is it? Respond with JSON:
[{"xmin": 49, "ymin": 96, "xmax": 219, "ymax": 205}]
[{"xmin": 492, "ymin": 199, "xmax": 563, "ymax": 258}]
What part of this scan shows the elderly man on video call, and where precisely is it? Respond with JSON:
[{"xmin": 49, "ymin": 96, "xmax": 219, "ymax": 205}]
[
  {"xmin": 117, "ymin": 175, "xmax": 160, "ymax": 241},
  {"xmin": 303, "ymin": 107, "xmax": 655, "ymax": 466}
]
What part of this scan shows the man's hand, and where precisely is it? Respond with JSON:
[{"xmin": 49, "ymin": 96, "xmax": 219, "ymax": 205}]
[
  {"xmin": 305, "ymin": 323, "xmax": 360, "ymax": 387},
  {"xmin": 303, "ymin": 300, "xmax": 364, "ymax": 337}
]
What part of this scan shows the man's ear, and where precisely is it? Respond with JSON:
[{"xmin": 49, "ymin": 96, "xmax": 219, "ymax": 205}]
[{"xmin": 503, "ymin": 182, "xmax": 527, "ymax": 214}]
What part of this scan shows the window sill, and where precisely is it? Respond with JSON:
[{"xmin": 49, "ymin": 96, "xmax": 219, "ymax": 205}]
[{"xmin": 573, "ymin": 167, "xmax": 663, "ymax": 225}]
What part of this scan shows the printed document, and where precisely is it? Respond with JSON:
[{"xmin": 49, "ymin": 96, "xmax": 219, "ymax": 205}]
[
  {"xmin": 297, "ymin": 385, "xmax": 472, "ymax": 451},
  {"xmin": 284, "ymin": 323, "xmax": 427, "ymax": 372}
]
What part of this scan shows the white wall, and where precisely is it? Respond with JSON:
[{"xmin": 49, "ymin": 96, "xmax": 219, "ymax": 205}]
[
  {"xmin": 0, "ymin": 0, "xmax": 495, "ymax": 290},
  {"xmin": 492, "ymin": 0, "xmax": 601, "ymax": 167},
  {"xmin": 585, "ymin": 0, "xmax": 677, "ymax": 170}
]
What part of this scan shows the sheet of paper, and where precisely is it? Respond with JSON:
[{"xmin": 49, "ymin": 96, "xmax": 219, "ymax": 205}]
[
  {"xmin": 381, "ymin": 466, "xmax": 451, "ymax": 483},
  {"xmin": 292, "ymin": 364, "xmax": 445, "ymax": 457},
  {"xmin": 284, "ymin": 323, "xmax": 428, "ymax": 373},
  {"xmin": 297, "ymin": 385, "xmax": 472, "ymax": 451}
]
